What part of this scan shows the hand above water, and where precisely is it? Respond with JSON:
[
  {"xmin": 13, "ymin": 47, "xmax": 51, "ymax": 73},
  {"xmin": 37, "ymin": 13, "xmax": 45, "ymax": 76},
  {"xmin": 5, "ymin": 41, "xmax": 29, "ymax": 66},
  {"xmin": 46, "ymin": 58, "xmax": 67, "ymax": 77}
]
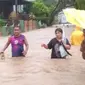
[{"xmin": 22, "ymin": 50, "xmax": 27, "ymax": 56}]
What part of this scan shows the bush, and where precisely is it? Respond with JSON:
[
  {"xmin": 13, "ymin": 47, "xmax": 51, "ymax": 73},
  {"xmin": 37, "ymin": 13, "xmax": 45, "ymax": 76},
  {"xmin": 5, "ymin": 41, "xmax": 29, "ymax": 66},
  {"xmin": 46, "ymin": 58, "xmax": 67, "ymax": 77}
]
[
  {"xmin": 34, "ymin": 17, "xmax": 50, "ymax": 26},
  {"xmin": 75, "ymin": 0, "xmax": 85, "ymax": 9},
  {"xmin": 32, "ymin": 0, "xmax": 49, "ymax": 17},
  {"xmin": 0, "ymin": 19, "xmax": 6, "ymax": 27}
]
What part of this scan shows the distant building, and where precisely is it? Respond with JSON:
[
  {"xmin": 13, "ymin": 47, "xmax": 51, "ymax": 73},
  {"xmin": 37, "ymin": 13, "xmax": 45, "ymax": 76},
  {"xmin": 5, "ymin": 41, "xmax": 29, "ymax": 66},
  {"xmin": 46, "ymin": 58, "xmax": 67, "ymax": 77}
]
[{"xmin": 0, "ymin": 0, "xmax": 35, "ymax": 19}]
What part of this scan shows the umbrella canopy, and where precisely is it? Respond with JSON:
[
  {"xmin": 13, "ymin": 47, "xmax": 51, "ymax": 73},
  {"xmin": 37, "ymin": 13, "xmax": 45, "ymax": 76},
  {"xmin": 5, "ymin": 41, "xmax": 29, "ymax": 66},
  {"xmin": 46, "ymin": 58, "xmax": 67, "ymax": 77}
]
[{"xmin": 63, "ymin": 8, "xmax": 85, "ymax": 29}]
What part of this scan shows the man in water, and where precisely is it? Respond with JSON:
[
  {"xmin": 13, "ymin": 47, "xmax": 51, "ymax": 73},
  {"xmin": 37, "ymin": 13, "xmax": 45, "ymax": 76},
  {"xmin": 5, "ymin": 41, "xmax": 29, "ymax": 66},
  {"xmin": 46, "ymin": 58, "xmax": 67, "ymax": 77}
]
[
  {"xmin": 41, "ymin": 28, "xmax": 71, "ymax": 59},
  {"xmin": 1, "ymin": 26, "xmax": 29, "ymax": 57}
]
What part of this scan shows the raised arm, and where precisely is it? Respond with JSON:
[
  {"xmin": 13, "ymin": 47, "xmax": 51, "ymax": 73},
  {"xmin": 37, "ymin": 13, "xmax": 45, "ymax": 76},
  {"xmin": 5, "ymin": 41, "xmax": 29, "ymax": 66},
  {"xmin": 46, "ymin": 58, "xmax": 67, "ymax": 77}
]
[
  {"xmin": 41, "ymin": 44, "xmax": 48, "ymax": 49},
  {"xmin": 41, "ymin": 39, "xmax": 53, "ymax": 49}
]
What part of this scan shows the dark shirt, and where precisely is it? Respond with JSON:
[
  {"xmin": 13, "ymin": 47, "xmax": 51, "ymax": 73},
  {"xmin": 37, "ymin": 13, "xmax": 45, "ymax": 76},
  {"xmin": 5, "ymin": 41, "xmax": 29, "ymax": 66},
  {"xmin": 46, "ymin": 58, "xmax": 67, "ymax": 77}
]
[{"xmin": 47, "ymin": 38, "xmax": 70, "ymax": 58}]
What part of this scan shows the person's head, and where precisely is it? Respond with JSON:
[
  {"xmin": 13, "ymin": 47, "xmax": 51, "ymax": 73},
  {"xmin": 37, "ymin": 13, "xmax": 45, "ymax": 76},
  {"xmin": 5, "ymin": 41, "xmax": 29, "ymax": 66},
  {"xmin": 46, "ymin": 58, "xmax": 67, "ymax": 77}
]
[
  {"xmin": 55, "ymin": 28, "xmax": 63, "ymax": 39},
  {"xmin": 13, "ymin": 26, "xmax": 21, "ymax": 36}
]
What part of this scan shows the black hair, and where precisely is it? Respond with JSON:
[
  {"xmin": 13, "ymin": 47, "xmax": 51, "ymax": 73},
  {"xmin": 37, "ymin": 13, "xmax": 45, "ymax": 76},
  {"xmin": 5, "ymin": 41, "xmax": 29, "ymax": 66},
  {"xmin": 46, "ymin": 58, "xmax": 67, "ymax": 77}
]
[
  {"xmin": 55, "ymin": 28, "xmax": 63, "ymax": 34},
  {"xmin": 14, "ymin": 26, "xmax": 21, "ymax": 29}
]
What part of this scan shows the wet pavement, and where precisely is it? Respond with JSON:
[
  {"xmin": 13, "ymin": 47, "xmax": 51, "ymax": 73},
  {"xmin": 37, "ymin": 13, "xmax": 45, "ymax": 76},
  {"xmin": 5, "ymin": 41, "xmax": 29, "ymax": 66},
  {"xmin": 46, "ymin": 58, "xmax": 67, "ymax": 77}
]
[{"xmin": 0, "ymin": 26, "xmax": 85, "ymax": 85}]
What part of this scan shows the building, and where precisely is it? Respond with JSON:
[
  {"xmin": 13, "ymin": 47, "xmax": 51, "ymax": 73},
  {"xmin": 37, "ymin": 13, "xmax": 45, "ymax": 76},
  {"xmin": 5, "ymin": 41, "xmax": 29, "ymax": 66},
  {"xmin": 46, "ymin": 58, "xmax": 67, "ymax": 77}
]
[{"xmin": 0, "ymin": 0, "xmax": 35, "ymax": 19}]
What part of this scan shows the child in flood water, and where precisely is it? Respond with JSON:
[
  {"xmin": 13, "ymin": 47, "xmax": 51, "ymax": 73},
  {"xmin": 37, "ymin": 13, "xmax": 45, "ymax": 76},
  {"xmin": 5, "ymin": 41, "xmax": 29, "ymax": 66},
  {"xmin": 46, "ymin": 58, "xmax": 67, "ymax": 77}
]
[
  {"xmin": 80, "ymin": 29, "xmax": 85, "ymax": 59},
  {"xmin": 41, "ymin": 28, "xmax": 71, "ymax": 59},
  {"xmin": 0, "ymin": 26, "xmax": 29, "ymax": 57}
]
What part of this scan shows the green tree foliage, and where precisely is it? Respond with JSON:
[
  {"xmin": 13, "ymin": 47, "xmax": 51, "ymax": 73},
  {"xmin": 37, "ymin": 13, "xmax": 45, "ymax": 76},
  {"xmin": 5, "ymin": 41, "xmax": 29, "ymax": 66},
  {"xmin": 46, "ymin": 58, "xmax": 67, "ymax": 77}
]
[
  {"xmin": 0, "ymin": 19, "xmax": 6, "ymax": 27},
  {"xmin": 75, "ymin": 0, "xmax": 85, "ymax": 10},
  {"xmin": 31, "ymin": 0, "xmax": 55, "ymax": 17},
  {"xmin": 23, "ymin": 2, "xmax": 33, "ymax": 13}
]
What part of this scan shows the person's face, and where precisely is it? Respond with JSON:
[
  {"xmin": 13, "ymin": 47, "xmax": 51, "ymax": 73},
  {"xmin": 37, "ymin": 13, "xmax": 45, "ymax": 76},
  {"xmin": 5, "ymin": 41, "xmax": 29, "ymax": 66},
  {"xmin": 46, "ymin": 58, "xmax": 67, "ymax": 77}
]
[
  {"xmin": 55, "ymin": 31, "xmax": 62, "ymax": 39},
  {"xmin": 14, "ymin": 27, "xmax": 20, "ymax": 36}
]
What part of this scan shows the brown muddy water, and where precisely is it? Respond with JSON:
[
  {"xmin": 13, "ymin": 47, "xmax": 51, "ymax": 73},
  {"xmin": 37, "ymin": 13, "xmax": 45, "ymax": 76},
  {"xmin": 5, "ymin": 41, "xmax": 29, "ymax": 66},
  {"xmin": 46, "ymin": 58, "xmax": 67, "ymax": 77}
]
[{"xmin": 0, "ymin": 26, "xmax": 85, "ymax": 85}]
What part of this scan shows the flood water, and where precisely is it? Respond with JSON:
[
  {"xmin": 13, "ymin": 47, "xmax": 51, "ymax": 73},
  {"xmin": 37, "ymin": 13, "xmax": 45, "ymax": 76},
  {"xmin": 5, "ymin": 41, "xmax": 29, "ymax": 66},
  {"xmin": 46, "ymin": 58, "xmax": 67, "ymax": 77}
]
[{"xmin": 0, "ymin": 26, "xmax": 85, "ymax": 85}]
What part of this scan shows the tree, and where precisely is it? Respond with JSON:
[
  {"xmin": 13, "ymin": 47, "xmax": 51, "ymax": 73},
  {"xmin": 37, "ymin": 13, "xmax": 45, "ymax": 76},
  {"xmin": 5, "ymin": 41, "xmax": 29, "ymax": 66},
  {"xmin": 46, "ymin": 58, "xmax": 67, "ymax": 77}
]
[
  {"xmin": 30, "ymin": 0, "xmax": 55, "ymax": 25},
  {"xmin": 48, "ymin": 0, "xmax": 75, "ymax": 25},
  {"xmin": 75, "ymin": 0, "xmax": 85, "ymax": 10},
  {"xmin": 23, "ymin": 2, "xmax": 33, "ymax": 14},
  {"xmin": 31, "ymin": 0, "xmax": 49, "ymax": 17}
]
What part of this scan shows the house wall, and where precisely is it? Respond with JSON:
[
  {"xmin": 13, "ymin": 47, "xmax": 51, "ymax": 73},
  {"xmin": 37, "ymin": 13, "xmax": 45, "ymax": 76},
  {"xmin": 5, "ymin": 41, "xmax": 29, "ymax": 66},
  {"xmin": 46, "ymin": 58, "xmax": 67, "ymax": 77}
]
[
  {"xmin": 0, "ymin": 1, "xmax": 13, "ymax": 18},
  {"xmin": 0, "ymin": 0, "xmax": 24, "ymax": 19}
]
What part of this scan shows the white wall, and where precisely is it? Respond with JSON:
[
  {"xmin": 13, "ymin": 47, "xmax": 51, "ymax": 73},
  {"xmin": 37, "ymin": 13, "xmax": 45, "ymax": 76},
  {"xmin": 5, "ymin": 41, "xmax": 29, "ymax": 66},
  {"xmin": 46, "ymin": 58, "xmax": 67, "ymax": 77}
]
[{"xmin": 13, "ymin": 5, "xmax": 23, "ymax": 12}]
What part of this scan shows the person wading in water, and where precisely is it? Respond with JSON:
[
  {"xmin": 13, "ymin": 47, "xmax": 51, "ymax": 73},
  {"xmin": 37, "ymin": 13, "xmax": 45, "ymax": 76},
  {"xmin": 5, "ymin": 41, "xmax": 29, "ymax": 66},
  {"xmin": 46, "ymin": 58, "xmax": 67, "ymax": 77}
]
[
  {"xmin": 1, "ymin": 26, "xmax": 29, "ymax": 57},
  {"xmin": 41, "ymin": 28, "xmax": 71, "ymax": 59}
]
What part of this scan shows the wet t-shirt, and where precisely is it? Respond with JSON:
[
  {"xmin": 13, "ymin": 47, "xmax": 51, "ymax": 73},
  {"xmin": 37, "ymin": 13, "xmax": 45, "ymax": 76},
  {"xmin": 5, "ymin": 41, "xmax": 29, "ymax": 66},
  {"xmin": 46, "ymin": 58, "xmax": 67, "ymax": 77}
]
[
  {"xmin": 47, "ymin": 38, "xmax": 70, "ymax": 58},
  {"xmin": 9, "ymin": 35, "xmax": 25, "ymax": 57}
]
